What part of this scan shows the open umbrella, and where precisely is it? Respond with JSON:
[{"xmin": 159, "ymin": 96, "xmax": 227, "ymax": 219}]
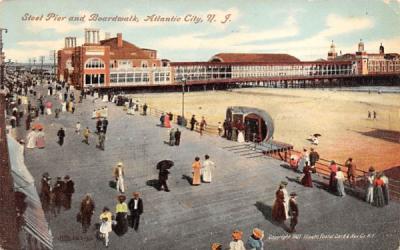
[
  {"xmin": 313, "ymin": 133, "xmax": 322, "ymax": 137},
  {"xmin": 156, "ymin": 160, "xmax": 174, "ymax": 170},
  {"xmin": 33, "ymin": 123, "xmax": 44, "ymax": 130}
]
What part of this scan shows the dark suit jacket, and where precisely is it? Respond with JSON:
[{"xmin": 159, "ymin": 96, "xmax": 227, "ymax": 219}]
[
  {"xmin": 128, "ymin": 198, "xmax": 143, "ymax": 214},
  {"xmin": 289, "ymin": 199, "xmax": 299, "ymax": 218},
  {"xmin": 159, "ymin": 169, "xmax": 170, "ymax": 180}
]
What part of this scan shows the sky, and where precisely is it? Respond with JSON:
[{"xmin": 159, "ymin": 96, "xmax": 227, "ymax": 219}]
[{"xmin": 0, "ymin": 0, "xmax": 399, "ymax": 63}]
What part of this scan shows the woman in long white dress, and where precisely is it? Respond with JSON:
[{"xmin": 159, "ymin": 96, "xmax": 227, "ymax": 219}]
[
  {"xmin": 237, "ymin": 130, "xmax": 245, "ymax": 143},
  {"xmin": 335, "ymin": 167, "xmax": 346, "ymax": 197},
  {"xmin": 298, "ymin": 149, "xmax": 309, "ymax": 173},
  {"xmin": 36, "ymin": 129, "xmax": 46, "ymax": 148},
  {"xmin": 26, "ymin": 129, "xmax": 37, "ymax": 149},
  {"xmin": 366, "ymin": 171, "xmax": 375, "ymax": 204},
  {"xmin": 45, "ymin": 101, "xmax": 52, "ymax": 115},
  {"xmin": 127, "ymin": 106, "xmax": 135, "ymax": 115},
  {"xmin": 202, "ymin": 155, "xmax": 216, "ymax": 183},
  {"xmin": 61, "ymin": 102, "xmax": 67, "ymax": 112},
  {"xmin": 99, "ymin": 207, "xmax": 113, "ymax": 247}
]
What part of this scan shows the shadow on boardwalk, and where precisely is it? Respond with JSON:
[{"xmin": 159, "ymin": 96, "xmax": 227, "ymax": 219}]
[
  {"xmin": 146, "ymin": 179, "xmax": 160, "ymax": 191},
  {"xmin": 182, "ymin": 174, "xmax": 193, "ymax": 185},
  {"xmin": 254, "ymin": 201, "xmax": 290, "ymax": 232}
]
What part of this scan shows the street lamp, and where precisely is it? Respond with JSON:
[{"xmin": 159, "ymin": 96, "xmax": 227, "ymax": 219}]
[
  {"xmin": 181, "ymin": 77, "xmax": 186, "ymax": 126},
  {"xmin": 0, "ymin": 28, "xmax": 8, "ymax": 87}
]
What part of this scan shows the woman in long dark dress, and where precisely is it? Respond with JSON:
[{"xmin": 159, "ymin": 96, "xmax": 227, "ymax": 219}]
[
  {"xmin": 272, "ymin": 185, "xmax": 286, "ymax": 223},
  {"xmin": 381, "ymin": 172, "xmax": 390, "ymax": 205},
  {"xmin": 114, "ymin": 195, "xmax": 129, "ymax": 236},
  {"xmin": 301, "ymin": 162, "xmax": 313, "ymax": 188},
  {"xmin": 372, "ymin": 174, "xmax": 385, "ymax": 207},
  {"xmin": 80, "ymin": 194, "xmax": 95, "ymax": 233},
  {"xmin": 328, "ymin": 161, "xmax": 338, "ymax": 192}
]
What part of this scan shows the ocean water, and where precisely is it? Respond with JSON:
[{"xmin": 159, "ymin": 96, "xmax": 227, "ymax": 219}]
[{"xmin": 327, "ymin": 86, "xmax": 400, "ymax": 93}]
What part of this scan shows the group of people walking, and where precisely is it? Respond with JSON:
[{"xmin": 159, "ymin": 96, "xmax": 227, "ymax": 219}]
[
  {"xmin": 191, "ymin": 155, "xmax": 216, "ymax": 185},
  {"xmin": 78, "ymin": 191, "xmax": 144, "ymax": 247},
  {"xmin": 190, "ymin": 115, "xmax": 208, "ymax": 135},
  {"xmin": 211, "ymin": 228, "xmax": 264, "ymax": 250},
  {"xmin": 168, "ymin": 128, "xmax": 182, "ymax": 146},
  {"xmin": 221, "ymin": 119, "xmax": 246, "ymax": 143},
  {"xmin": 365, "ymin": 167, "xmax": 390, "ymax": 207},
  {"xmin": 40, "ymin": 173, "xmax": 75, "ymax": 215},
  {"xmin": 271, "ymin": 181, "xmax": 299, "ymax": 233},
  {"xmin": 25, "ymin": 127, "xmax": 46, "ymax": 149}
]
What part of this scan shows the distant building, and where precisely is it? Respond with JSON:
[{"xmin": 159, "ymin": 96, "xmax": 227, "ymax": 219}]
[
  {"xmin": 328, "ymin": 40, "xmax": 400, "ymax": 75},
  {"xmin": 57, "ymin": 30, "xmax": 400, "ymax": 89},
  {"xmin": 58, "ymin": 29, "xmax": 164, "ymax": 89}
]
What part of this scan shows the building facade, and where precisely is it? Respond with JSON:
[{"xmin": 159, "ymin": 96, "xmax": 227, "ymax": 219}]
[
  {"xmin": 329, "ymin": 40, "xmax": 400, "ymax": 75},
  {"xmin": 57, "ymin": 30, "xmax": 400, "ymax": 89}
]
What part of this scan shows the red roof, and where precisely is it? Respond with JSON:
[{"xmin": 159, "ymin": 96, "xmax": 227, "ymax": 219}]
[
  {"xmin": 210, "ymin": 53, "xmax": 301, "ymax": 63},
  {"xmin": 100, "ymin": 38, "xmax": 152, "ymax": 60}
]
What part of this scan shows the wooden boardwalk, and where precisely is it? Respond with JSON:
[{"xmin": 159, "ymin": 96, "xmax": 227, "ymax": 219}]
[{"xmin": 22, "ymin": 90, "xmax": 400, "ymax": 250}]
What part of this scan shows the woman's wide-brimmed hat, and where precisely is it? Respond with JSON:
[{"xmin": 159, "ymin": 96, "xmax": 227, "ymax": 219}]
[
  {"xmin": 211, "ymin": 243, "xmax": 222, "ymax": 250},
  {"xmin": 117, "ymin": 195, "xmax": 126, "ymax": 202},
  {"xmin": 252, "ymin": 228, "xmax": 264, "ymax": 239},
  {"xmin": 231, "ymin": 230, "xmax": 243, "ymax": 240}
]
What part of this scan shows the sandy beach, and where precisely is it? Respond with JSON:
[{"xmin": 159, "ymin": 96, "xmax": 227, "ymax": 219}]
[{"xmin": 130, "ymin": 88, "xmax": 400, "ymax": 172}]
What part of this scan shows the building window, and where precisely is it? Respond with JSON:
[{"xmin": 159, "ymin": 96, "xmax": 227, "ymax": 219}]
[
  {"xmin": 143, "ymin": 73, "xmax": 149, "ymax": 82},
  {"xmin": 118, "ymin": 73, "xmax": 126, "ymax": 83},
  {"xmin": 85, "ymin": 74, "xmax": 105, "ymax": 85},
  {"xmin": 134, "ymin": 73, "xmax": 142, "ymax": 82},
  {"xmin": 141, "ymin": 61, "xmax": 148, "ymax": 68},
  {"xmin": 110, "ymin": 74, "xmax": 118, "ymax": 83},
  {"xmin": 85, "ymin": 58, "xmax": 105, "ymax": 69},
  {"xmin": 127, "ymin": 73, "xmax": 134, "ymax": 82}
]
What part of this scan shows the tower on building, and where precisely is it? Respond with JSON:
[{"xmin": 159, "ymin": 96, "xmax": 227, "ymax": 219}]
[
  {"xmin": 379, "ymin": 43, "xmax": 384, "ymax": 54},
  {"xmin": 327, "ymin": 40, "xmax": 337, "ymax": 60},
  {"xmin": 358, "ymin": 39, "xmax": 365, "ymax": 52},
  {"xmin": 84, "ymin": 28, "xmax": 100, "ymax": 45}
]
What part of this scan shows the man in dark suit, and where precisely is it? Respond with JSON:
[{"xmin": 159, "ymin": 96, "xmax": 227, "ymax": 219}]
[
  {"xmin": 96, "ymin": 118, "xmax": 102, "ymax": 134},
  {"xmin": 158, "ymin": 168, "xmax": 170, "ymax": 192},
  {"xmin": 288, "ymin": 192, "xmax": 299, "ymax": 233},
  {"xmin": 128, "ymin": 192, "xmax": 143, "ymax": 231},
  {"xmin": 57, "ymin": 127, "xmax": 65, "ymax": 146},
  {"xmin": 102, "ymin": 118, "xmax": 109, "ymax": 134},
  {"xmin": 62, "ymin": 175, "xmax": 75, "ymax": 209}
]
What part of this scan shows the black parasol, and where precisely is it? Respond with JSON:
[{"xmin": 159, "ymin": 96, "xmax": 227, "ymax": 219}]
[
  {"xmin": 313, "ymin": 133, "xmax": 322, "ymax": 137},
  {"xmin": 156, "ymin": 160, "xmax": 174, "ymax": 170}
]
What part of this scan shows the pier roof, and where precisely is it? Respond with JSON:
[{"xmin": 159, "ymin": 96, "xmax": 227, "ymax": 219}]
[
  {"xmin": 210, "ymin": 53, "xmax": 301, "ymax": 63},
  {"xmin": 100, "ymin": 38, "xmax": 152, "ymax": 60}
]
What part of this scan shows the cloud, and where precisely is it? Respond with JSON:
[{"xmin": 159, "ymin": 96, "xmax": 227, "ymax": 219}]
[
  {"xmin": 4, "ymin": 48, "xmax": 52, "ymax": 62},
  {"xmin": 18, "ymin": 39, "xmax": 65, "ymax": 49},
  {"xmin": 152, "ymin": 13, "xmax": 376, "ymax": 61},
  {"xmin": 7, "ymin": 37, "xmax": 88, "ymax": 62},
  {"xmin": 24, "ymin": 10, "xmax": 94, "ymax": 34},
  {"xmin": 150, "ymin": 15, "xmax": 299, "ymax": 51},
  {"xmin": 382, "ymin": 0, "xmax": 400, "ymax": 4},
  {"xmin": 319, "ymin": 14, "xmax": 374, "ymax": 37}
]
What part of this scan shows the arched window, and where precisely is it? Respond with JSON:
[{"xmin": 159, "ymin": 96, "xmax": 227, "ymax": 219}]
[
  {"xmin": 141, "ymin": 61, "xmax": 148, "ymax": 68},
  {"xmin": 85, "ymin": 58, "xmax": 105, "ymax": 69},
  {"xmin": 65, "ymin": 59, "xmax": 73, "ymax": 70}
]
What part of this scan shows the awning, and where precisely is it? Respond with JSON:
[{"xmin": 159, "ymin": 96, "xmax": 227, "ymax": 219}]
[{"xmin": 7, "ymin": 135, "xmax": 53, "ymax": 250}]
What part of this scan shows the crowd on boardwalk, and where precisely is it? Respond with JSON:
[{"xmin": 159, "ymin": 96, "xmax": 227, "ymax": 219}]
[{"xmin": 1, "ymin": 71, "xmax": 393, "ymax": 250}]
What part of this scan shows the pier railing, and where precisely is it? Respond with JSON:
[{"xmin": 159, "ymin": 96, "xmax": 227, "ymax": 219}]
[
  {"xmin": 267, "ymin": 149, "xmax": 400, "ymax": 201},
  {"xmin": 132, "ymin": 101, "xmax": 400, "ymax": 201}
]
